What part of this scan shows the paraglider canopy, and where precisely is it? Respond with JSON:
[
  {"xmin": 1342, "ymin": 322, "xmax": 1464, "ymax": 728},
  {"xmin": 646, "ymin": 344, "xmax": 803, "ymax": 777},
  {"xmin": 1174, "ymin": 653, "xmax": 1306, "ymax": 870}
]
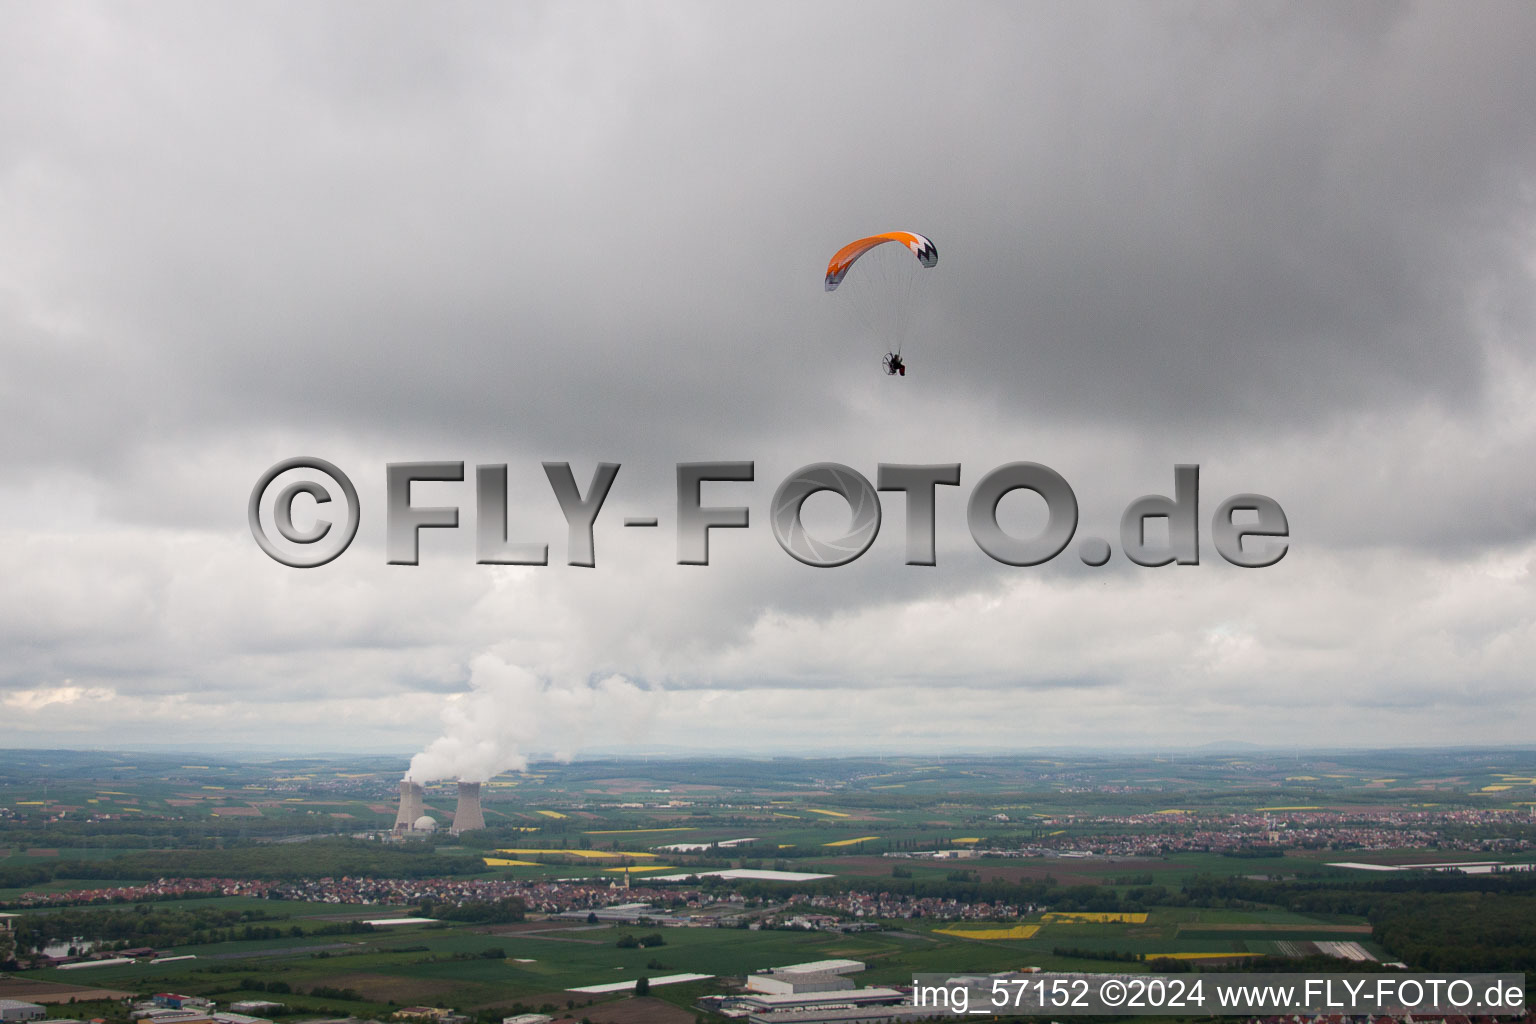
[{"xmin": 824, "ymin": 231, "xmax": 938, "ymax": 292}]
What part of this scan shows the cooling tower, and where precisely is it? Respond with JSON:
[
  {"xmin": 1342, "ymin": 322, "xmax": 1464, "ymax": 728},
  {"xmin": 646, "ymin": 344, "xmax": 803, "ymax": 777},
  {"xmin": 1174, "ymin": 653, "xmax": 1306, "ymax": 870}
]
[
  {"xmin": 393, "ymin": 779, "xmax": 426, "ymax": 833},
  {"xmin": 451, "ymin": 780, "xmax": 486, "ymax": 834}
]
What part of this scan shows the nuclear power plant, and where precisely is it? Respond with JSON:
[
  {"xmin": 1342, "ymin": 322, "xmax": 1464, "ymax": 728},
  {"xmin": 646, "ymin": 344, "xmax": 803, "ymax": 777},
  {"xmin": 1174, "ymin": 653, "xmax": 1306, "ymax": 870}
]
[
  {"xmin": 451, "ymin": 780, "xmax": 485, "ymax": 834},
  {"xmin": 390, "ymin": 778, "xmax": 486, "ymax": 836},
  {"xmin": 392, "ymin": 779, "xmax": 426, "ymax": 834}
]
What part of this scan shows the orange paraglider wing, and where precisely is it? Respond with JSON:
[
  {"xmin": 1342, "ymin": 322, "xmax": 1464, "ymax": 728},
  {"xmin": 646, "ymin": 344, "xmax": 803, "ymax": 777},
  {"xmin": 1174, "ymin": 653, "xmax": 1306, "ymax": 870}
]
[{"xmin": 824, "ymin": 231, "xmax": 937, "ymax": 292}]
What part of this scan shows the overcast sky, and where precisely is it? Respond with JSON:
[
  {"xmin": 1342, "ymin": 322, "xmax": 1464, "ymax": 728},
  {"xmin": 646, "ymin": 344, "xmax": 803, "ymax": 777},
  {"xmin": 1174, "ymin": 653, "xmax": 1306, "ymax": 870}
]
[{"xmin": 3, "ymin": 3, "xmax": 1535, "ymax": 767}]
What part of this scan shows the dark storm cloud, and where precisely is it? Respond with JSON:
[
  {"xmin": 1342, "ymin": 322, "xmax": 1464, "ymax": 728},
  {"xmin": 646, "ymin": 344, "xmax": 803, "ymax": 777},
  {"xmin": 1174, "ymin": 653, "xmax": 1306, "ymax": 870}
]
[{"xmin": 7, "ymin": 4, "xmax": 1528, "ymax": 465}]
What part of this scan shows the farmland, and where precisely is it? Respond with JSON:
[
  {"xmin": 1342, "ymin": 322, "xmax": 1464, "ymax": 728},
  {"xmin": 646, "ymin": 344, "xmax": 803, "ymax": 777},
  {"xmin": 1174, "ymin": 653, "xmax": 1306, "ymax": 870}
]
[{"xmin": 1, "ymin": 747, "xmax": 1534, "ymax": 1018}]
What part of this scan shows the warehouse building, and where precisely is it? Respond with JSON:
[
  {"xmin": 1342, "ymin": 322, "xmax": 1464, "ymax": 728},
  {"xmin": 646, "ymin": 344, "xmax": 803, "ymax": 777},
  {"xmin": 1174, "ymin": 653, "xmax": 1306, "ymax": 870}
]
[
  {"xmin": 745, "ymin": 972, "xmax": 856, "ymax": 996},
  {"xmin": 767, "ymin": 959, "xmax": 865, "ymax": 976},
  {"xmin": 745, "ymin": 1005, "xmax": 940, "ymax": 1024},
  {"xmin": 0, "ymin": 1002, "xmax": 46, "ymax": 1024},
  {"xmin": 730, "ymin": 989, "xmax": 905, "ymax": 1014},
  {"xmin": 553, "ymin": 902, "xmax": 678, "ymax": 924}
]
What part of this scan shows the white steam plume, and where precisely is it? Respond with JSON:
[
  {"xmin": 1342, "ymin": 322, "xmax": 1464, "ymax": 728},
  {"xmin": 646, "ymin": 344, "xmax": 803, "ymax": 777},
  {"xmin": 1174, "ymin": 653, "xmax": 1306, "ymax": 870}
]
[{"xmin": 406, "ymin": 653, "xmax": 658, "ymax": 783}]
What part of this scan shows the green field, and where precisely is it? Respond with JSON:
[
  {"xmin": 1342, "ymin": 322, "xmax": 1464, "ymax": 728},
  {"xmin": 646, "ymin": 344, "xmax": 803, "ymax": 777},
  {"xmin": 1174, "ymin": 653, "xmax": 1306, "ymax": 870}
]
[
  {"xmin": 5, "ymin": 898, "xmax": 1404, "ymax": 1012},
  {"xmin": 2, "ymin": 748, "xmax": 1533, "ymax": 1017}
]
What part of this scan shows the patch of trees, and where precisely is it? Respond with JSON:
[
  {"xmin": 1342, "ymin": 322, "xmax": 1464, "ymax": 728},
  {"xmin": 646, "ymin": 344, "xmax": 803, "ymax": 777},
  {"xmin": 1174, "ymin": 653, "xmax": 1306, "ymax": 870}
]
[
  {"xmin": 0, "ymin": 838, "xmax": 483, "ymax": 893},
  {"xmin": 414, "ymin": 896, "xmax": 526, "ymax": 923},
  {"xmin": 1372, "ymin": 891, "xmax": 1536, "ymax": 971},
  {"xmin": 307, "ymin": 985, "xmax": 362, "ymax": 1001},
  {"xmin": 1052, "ymin": 946, "xmax": 1139, "ymax": 963},
  {"xmin": 1178, "ymin": 871, "xmax": 1536, "ymax": 970},
  {"xmin": 1221, "ymin": 845, "xmax": 1285, "ymax": 858},
  {"xmin": 616, "ymin": 932, "xmax": 665, "ymax": 948},
  {"xmin": 240, "ymin": 979, "xmax": 293, "ymax": 993},
  {"xmin": 9, "ymin": 904, "xmax": 286, "ymax": 952},
  {"xmin": 443, "ymin": 947, "xmax": 507, "ymax": 960},
  {"xmin": 1146, "ymin": 956, "xmax": 1194, "ymax": 973}
]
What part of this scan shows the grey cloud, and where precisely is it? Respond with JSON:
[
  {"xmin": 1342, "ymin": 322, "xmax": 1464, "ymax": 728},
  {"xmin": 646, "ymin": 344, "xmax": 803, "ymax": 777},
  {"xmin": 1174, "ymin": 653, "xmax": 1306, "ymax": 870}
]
[{"xmin": 2, "ymin": 3, "xmax": 1534, "ymax": 752}]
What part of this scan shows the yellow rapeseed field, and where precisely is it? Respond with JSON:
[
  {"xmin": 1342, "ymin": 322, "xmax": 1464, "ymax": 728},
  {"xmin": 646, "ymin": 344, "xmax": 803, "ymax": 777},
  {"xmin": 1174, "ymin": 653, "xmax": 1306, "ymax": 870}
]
[
  {"xmin": 824, "ymin": 836, "xmax": 880, "ymax": 846},
  {"xmin": 1147, "ymin": 952, "xmax": 1262, "ymax": 960},
  {"xmin": 934, "ymin": 925, "xmax": 1041, "ymax": 940},
  {"xmin": 496, "ymin": 848, "xmax": 657, "ymax": 859},
  {"xmin": 1042, "ymin": 912, "xmax": 1149, "ymax": 924}
]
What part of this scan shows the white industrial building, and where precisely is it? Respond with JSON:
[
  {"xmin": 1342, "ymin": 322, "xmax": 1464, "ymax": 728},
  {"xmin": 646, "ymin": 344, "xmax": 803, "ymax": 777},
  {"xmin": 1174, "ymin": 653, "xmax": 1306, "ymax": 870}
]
[
  {"xmin": 654, "ymin": 837, "xmax": 760, "ymax": 852},
  {"xmin": 768, "ymin": 959, "xmax": 865, "ymax": 976},
  {"xmin": 647, "ymin": 868, "xmax": 834, "ymax": 883},
  {"xmin": 731, "ymin": 989, "xmax": 904, "ymax": 1014},
  {"xmin": 552, "ymin": 902, "xmax": 677, "ymax": 924},
  {"xmin": 745, "ymin": 1005, "xmax": 941, "ymax": 1024},
  {"xmin": 57, "ymin": 957, "xmax": 136, "ymax": 970},
  {"xmin": 0, "ymin": 1003, "xmax": 46, "ymax": 1024},
  {"xmin": 745, "ymin": 973, "xmax": 855, "ymax": 996}
]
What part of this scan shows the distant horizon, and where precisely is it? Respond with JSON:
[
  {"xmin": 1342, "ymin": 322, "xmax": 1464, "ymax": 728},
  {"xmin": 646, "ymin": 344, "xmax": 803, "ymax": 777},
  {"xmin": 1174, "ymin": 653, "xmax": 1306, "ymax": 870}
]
[{"xmin": 4, "ymin": 740, "xmax": 1535, "ymax": 762}]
